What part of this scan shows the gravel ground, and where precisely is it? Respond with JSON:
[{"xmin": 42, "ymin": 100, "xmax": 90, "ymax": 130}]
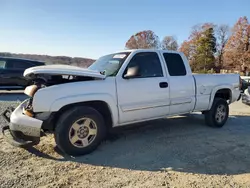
[{"xmin": 0, "ymin": 93, "xmax": 250, "ymax": 188}]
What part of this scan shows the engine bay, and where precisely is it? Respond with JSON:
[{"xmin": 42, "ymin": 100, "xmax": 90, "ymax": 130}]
[{"xmin": 29, "ymin": 74, "xmax": 97, "ymax": 87}]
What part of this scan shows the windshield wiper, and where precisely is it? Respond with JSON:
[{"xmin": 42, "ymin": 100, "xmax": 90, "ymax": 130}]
[{"xmin": 100, "ymin": 70, "xmax": 106, "ymax": 75}]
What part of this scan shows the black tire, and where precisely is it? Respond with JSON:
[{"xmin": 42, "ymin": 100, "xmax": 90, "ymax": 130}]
[
  {"xmin": 54, "ymin": 106, "xmax": 107, "ymax": 156},
  {"xmin": 204, "ymin": 98, "xmax": 229, "ymax": 128}
]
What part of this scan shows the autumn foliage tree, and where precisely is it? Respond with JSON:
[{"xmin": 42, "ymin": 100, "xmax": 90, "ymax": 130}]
[
  {"xmin": 179, "ymin": 39, "xmax": 198, "ymax": 70},
  {"xmin": 179, "ymin": 23, "xmax": 216, "ymax": 72},
  {"xmin": 161, "ymin": 36, "xmax": 178, "ymax": 50},
  {"xmin": 125, "ymin": 16, "xmax": 250, "ymax": 73},
  {"xmin": 179, "ymin": 40, "xmax": 192, "ymax": 59},
  {"xmin": 224, "ymin": 16, "xmax": 250, "ymax": 71},
  {"xmin": 125, "ymin": 30, "xmax": 161, "ymax": 49}
]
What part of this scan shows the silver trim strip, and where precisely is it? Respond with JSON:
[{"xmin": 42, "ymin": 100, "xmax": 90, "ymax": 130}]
[{"xmin": 123, "ymin": 104, "xmax": 170, "ymax": 112}]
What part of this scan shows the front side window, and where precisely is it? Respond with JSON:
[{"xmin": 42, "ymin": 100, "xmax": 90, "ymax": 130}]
[
  {"xmin": 123, "ymin": 52, "xmax": 163, "ymax": 78},
  {"xmin": 88, "ymin": 52, "xmax": 131, "ymax": 76},
  {"xmin": 0, "ymin": 60, "xmax": 6, "ymax": 69}
]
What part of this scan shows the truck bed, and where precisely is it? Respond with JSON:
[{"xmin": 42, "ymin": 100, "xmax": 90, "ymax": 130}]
[{"xmin": 192, "ymin": 73, "xmax": 240, "ymax": 111}]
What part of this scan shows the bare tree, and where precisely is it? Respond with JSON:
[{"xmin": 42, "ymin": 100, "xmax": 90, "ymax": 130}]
[
  {"xmin": 161, "ymin": 36, "xmax": 178, "ymax": 50},
  {"xmin": 216, "ymin": 24, "xmax": 230, "ymax": 70}
]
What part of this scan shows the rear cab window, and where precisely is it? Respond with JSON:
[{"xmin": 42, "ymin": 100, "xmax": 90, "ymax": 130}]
[{"xmin": 163, "ymin": 53, "xmax": 186, "ymax": 76}]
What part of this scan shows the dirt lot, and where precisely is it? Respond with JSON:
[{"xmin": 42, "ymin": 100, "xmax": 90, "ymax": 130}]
[{"xmin": 0, "ymin": 93, "xmax": 250, "ymax": 188}]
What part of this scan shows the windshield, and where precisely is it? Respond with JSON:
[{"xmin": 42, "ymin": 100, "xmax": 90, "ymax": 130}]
[{"xmin": 88, "ymin": 52, "xmax": 131, "ymax": 76}]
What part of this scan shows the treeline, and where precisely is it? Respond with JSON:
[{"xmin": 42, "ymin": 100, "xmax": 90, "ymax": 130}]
[
  {"xmin": 0, "ymin": 52, "xmax": 95, "ymax": 68},
  {"xmin": 125, "ymin": 16, "xmax": 250, "ymax": 73},
  {"xmin": 1, "ymin": 16, "xmax": 249, "ymax": 72}
]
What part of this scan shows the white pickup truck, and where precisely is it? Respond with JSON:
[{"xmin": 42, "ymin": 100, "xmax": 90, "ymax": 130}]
[{"xmin": 1, "ymin": 49, "xmax": 241, "ymax": 156}]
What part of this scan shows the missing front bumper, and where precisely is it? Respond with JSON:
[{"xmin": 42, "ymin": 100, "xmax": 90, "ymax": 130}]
[
  {"xmin": 8, "ymin": 99, "xmax": 43, "ymax": 137},
  {"xmin": 1, "ymin": 99, "xmax": 43, "ymax": 147},
  {"xmin": 1, "ymin": 125, "xmax": 39, "ymax": 148},
  {"xmin": 2, "ymin": 106, "xmax": 15, "ymax": 123}
]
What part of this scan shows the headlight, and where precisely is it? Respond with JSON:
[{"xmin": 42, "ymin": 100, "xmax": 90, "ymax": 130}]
[
  {"xmin": 24, "ymin": 85, "xmax": 38, "ymax": 97},
  {"xmin": 23, "ymin": 107, "xmax": 34, "ymax": 117}
]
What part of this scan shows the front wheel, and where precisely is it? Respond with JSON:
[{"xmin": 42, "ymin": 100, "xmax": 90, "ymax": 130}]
[
  {"xmin": 54, "ymin": 106, "xmax": 107, "ymax": 156},
  {"xmin": 204, "ymin": 98, "xmax": 229, "ymax": 128}
]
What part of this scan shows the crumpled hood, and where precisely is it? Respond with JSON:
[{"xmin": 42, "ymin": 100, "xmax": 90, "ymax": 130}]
[{"xmin": 23, "ymin": 64, "xmax": 106, "ymax": 79}]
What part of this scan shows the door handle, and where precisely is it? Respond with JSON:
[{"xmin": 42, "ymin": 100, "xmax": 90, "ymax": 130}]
[{"xmin": 159, "ymin": 82, "xmax": 168, "ymax": 88}]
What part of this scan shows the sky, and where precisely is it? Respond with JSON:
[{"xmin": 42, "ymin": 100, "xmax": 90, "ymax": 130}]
[{"xmin": 0, "ymin": 0, "xmax": 250, "ymax": 59}]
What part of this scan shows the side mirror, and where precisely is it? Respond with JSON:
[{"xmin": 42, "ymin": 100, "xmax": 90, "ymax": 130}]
[
  {"xmin": 123, "ymin": 74, "xmax": 135, "ymax": 79},
  {"xmin": 123, "ymin": 66, "xmax": 139, "ymax": 79}
]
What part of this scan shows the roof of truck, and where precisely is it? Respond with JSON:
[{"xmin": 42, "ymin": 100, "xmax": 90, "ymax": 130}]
[{"xmin": 114, "ymin": 49, "xmax": 181, "ymax": 54}]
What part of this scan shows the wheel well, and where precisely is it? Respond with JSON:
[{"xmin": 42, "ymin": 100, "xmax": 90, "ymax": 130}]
[
  {"xmin": 214, "ymin": 89, "xmax": 232, "ymax": 102},
  {"xmin": 53, "ymin": 101, "xmax": 113, "ymax": 131}
]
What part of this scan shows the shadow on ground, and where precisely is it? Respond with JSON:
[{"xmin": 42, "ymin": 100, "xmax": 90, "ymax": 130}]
[{"xmin": 25, "ymin": 113, "xmax": 250, "ymax": 176}]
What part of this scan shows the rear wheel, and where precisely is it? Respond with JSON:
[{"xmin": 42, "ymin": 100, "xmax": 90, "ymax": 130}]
[
  {"xmin": 204, "ymin": 98, "xmax": 229, "ymax": 128},
  {"xmin": 54, "ymin": 106, "xmax": 107, "ymax": 156}
]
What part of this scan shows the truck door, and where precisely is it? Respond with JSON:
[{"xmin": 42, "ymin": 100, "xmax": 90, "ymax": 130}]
[
  {"xmin": 162, "ymin": 52, "xmax": 196, "ymax": 115},
  {"xmin": 116, "ymin": 51, "xmax": 170, "ymax": 124}
]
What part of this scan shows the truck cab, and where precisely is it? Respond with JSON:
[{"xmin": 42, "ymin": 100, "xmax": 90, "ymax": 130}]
[{"xmin": 107, "ymin": 50, "xmax": 196, "ymax": 123}]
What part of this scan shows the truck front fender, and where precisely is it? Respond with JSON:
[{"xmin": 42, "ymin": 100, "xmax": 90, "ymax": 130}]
[
  {"xmin": 208, "ymin": 85, "xmax": 233, "ymax": 110},
  {"xmin": 50, "ymin": 93, "xmax": 118, "ymax": 126}
]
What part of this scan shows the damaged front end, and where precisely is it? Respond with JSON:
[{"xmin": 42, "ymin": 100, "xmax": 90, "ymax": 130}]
[
  {"xmin": 1, "ymin": 82, "xmax": 45, "ymax": 147},
  {"xmin": 1, "ymin": 99, "xmax": 42, "ymax": 148},
  {"xmin": 1, "ymin": 64, "xmax": 106, "ymax": 148}
]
